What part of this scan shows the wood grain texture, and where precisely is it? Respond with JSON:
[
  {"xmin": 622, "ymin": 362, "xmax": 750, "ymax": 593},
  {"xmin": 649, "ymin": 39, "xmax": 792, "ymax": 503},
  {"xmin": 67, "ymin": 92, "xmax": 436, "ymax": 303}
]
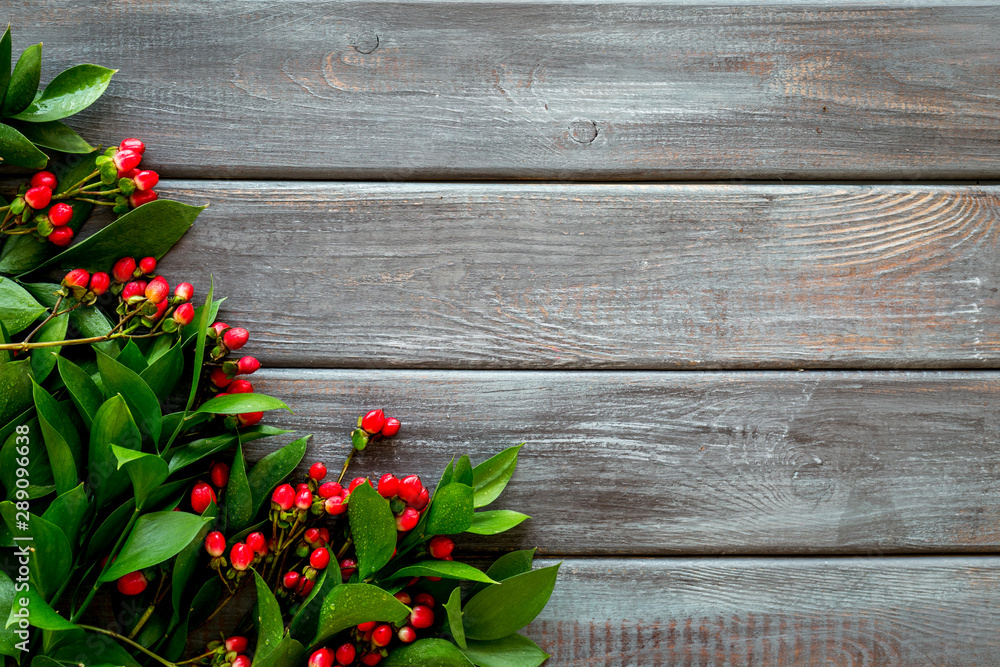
[
  {"xmin": 154, "ymin": 181, "xmax": 1000, "ymax": 369},
  {"xmin": 247, "ymin": 369, "xmax": 1000, "ymax": 555},
  {"xmin": 9, "ymin": 1, "xmax": 1000, "ymax": 179}
]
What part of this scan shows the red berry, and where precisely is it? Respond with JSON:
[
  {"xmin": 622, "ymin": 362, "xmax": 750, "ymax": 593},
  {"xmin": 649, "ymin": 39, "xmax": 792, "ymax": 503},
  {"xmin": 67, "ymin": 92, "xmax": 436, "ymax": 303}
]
[
  {"xmin": 231, "ymin": 656, "xmax": 251, "ymax": 667},
  {"xmin": 381, "ymin": 417, "xmax": 401, "ymax": 437},
  {"xmin": 229, "ymin": 379, "xmax": 254, "ymax": 394},
  {"xmin": 246, "ymin": 532, "xmax": 266, "ymax": 554},
  {"xmin": 272, "ymin": 484, "xmax": 295, "ymax": 510},
  {"xmin": 295, "ymin": 488, "xmax": 313, "ymax": 510},
  {"xmin": 145, "ymin": 276, "xmax": 169, "ymax": 304},
  {"xmin": 360, "ymin": 652, "xmax": 382, "ymax": 666},
  {"xmin": 190, "ymin": 482, "xmax": 216, "ymax": 514},
  {"xmin": 173, "ymin": 282, "xmax": 194, "ymax": 302},
  {"xmin": 377, "ymin": 474, "xmax": 399, "ymax": 498},
  {"xmin": 396, "ymin": 507, "xmax": 420, "ymax": 532},
  {"xmin": 356, "ymin": 621, "xmax": 376, "ymax": 632},
  {"xmin": 414, "ymin": 592, "xmax": 435, "ymax": 608},
  {"xmin": 63, "ymin": 269, "xmax": 90, "ymax": 289},
  {"xmin": 297, "ymin": 482, "xmax": 311, "ymax": 494},
  {"xmin": 361, "ymin": 409, "xmax": 386, "ymax": 434},
  {"xmin": 237, "ymin": 412, "xmax": 263, "ymax": 427},
  {"xmin": 230, "ymin": 542, "xmax": 253, "ymax": 571},
  {"xmin": 204, "ymin": 531, "xmax": 226, "ymax": 557},
  {"xmin": 210, "ymin": 367, "xmax": 232, "ymax": 388},
  {"xmin": 309, "ymin": 462, "xmax": 328, "ymax": 481},
  {"xmin": 409, "ymin": 605, "xmax": 434, "ymax": 629},
  {"xmin": 30, "ymin": 171, "xmax": 57, "ymax": 189},
  {"xmin": 139, "ymin": 257, "xmax": 156, "ymax": 274},
  {"xmin": 112, "ymin": 257, "xmax": 136, "ymax": 283},
  {"xmin": 133, "ymin": 169, "xmax": 159, "ymax": 191},
  {"xmin": 226, "ymin": 636, "xmax": 249, "ymax": 653},
  {"xmin": 348, "ymin": 477, "xmax": 369, "ymax": 493},
  {"xmin": 210, "ymin": 321, "xmax": 229, "ymax": 337},
  {"xmin": 209, "ymin": 461, "xmax": 230, "ymax": 488},
  {"xmin": 340, "ymin": 558, "xmax": 357, "ymax": 581},
  {"xmin": 298, "ymin": 578, "xmax": 315, "ymax": 597},
  {"xmin": 48, "ymin": 226, "xmax": 73, "ymax": 246},
  {"xmin": 394, "ymin": 591, "xmax": 411, "ymax": 605},
  {"xmin": 411, "ymin": 487, "xmax": 429, "ymax": 511},
  {"xmin": 116, "ymin": 571, "xmax": 147, "ymax": 596},
  {"xmin": 371, "ymin": 624, "xmax": 392, "ymax": 648},
  {"xmin": 324, "ymin": 495, "xmax": 346, "ymax": 516},
  {"xmin": 48, "ymin": 202, "xmax": 73, "ymax": 226},
  {"xmin": 319, "ymin": 528, "xmax": 330, "ymax": 544},
  {"xmin": 428, "ymin": 536, "xmax": 454, "ymax": 560},
  {"xmin": 397, "ymin": 475, "xmax": 422, "ymax": 504},
  {"xmin": 89, "ymin": 272, "xmax": 111, "ymax": 296},
  {"xmin": 308, "ymin": 648, "xmax": 334, "ymax": 667},
  {"xmin": 310, "ymin": 548, "xmax": 330, "ymax": 570},
  {"xmin": 397, "ymin": 626, "xmax": 417, "ymax": 643},
  {"xmin": 282, "ymin": 571, "xmax": 301, "ymax": 589},
  {"xmin": 305, "ymin": 527, "xmax": 325, "ymax": 547},
  {"xmin": 121, "ymin": 280, "xmax": 146, "ymax": 301},
  {"xmin": 335, "ymin": 644, "xmax": 357, "ymax": 665},
  {"xmin": 119, "ymin": 138, "xmax": 146, "ymax": 154},
  {"xmin": 238, "ymin": 356, "xmax": 261, "ymax": 375},
  {"xmin": 223, "ymin": 327, "xmax": 249, "ymax": 350},
  {"xmin": 173, "ymin": 302, "xmax": 195, "ymax": 326},
  {"xmin": 113, "ymin": 148, "xmax": 142, "ymax": 173},
  {"xmin": 318, "ymin": 482, "xmax": 342, "ymax": 499},
  {"xmin": 129, "ymin": 189, "xmax": 158, "ymax": 207},
  {"xmin": 24, "ymin": 186, "xmax": 52, "ymax": 209}
]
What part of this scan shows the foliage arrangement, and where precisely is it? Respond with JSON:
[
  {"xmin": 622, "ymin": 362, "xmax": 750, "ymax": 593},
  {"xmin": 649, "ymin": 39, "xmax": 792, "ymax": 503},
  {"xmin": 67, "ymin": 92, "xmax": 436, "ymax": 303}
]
[{"xmin": 0, "ymin": 29, "xmax": 555, "ymax": 667}]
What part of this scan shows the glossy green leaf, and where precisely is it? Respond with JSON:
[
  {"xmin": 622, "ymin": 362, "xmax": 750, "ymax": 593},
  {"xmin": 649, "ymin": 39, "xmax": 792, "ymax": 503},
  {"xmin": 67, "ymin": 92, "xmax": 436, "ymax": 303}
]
[
  {"xmin": 116, "ymin": 339, "xmax": 147, "ymax": 374},
  {"xmin": 444, "ymin": 586, "xmax": 466, "ymax": 649},
  {"xmin": 28, "ymin": 311, "xmax": 68, "ymax": 382},
  {"xmin": 312, "ymin": 583, "xmax": 411, "ymax": 645},
  {"xmin": 462, "ymin": 564, "xmax": 560, "ymax": 641},
  {"xmin": 477, "ymin": 549, "xmax": 536, "ymax": 596},
  {"xmin": 0, "ymin": 277, "xmax": 45, "ymax": 334},
  {"xmin": 466, "ymin": 510, "xmax": 530, "ymax": 536},
  {"xmin": 139, "ymin": 339, "xmax": 183, "ymax": 400},
  {"xmin": 50, "ymin": 634, "xmax": 140, "ymax": 667},
  {"xmin": 12, "ymin": 64, "xmax": 115, "ymax": 122},
  {"xmin": 471, "ymin": 444, "xmax": 522, "ymax": 509},
  {"xmin": 0, "ymin": 570, "xmax": 19, "ymax": 660},
  {"xmin": 0, "ymin": 43, "xmax": 40, "ymax": 115},
  {"xmin": 21, "ymin": 279, "xmax": 114, "ymax": 356},
  {"xmin": 348, "ymin": 481, "xmax": 397, "ymax": 581},
  {"xmin": 89, "ymin": 395, "xmax": 141, "ymax": 508},
  {"xmin": 382, "ymin": 639, "xmax": 474, "ymax": 667},
  {"xmin": 32, "ymin": 380, "xmax": 80, "ymax": 495},
  {"xmin": 0, "ymin": 417, "xmax": 54, "ymax": 500},
  {"xmin": 56, "ymin": 355, "xmax": 102, "ymax": 429},
  {"xmin": 41, "ymin": 482, "xmax": 89, "ymax": 548},
  {"xmin": 438, "ymin": 457, "xmax": 455, "ymax": 489},
  {"xmin": 253, "ymin": 571, "xmax": 284, "ymax": 659},
  {"xmin": 195, "ymin": 393, "xmax": 291, "ymax": 415},
  {"xmin": 459, "ymin": 634, "xmax": 550, "ymax": 667},
  {"xmin": 0, "ymin": 26, "xmax": 11, "ymax": 108},
  {"xmin": 226, "ymin": 441, "xmax": 253, "ymax": 533},
  {"xmin": 187, "ymin": 578, "xmax": 222, "ymax": 629},
  {"xmin": 288, "ymin": 567, "xmax": 336, "ymax": 643},
  {"xmin": 424, "ymin": 483, "xmax": 474, "ymax": 536},
  {"xmin": 162, "ymin": 616, "xmax": 189, "ymax": 662},
  {"xmin": 95, "ymin": 348, "xmax": 161, "ymax": 445},
  {"xmin": 252, "ymin": 637, "xmax": 305, "ymax": 667},
  {"xmin": 7, "ymin": 582, "xmax": 77, "ymax": 632},
  {"xmin": 86, "ymin": 497, "xmax": 134, "ymax": 561},
  {"xmin": 0, "ymin": 502, "xmax": 71, "ymax": 599},
  {"xmin": 453, "ymin": 455, "xmax": 473, "ymax": 486},
  {"xmin": 171, "ymin": 502, "xmax": 215, "ymax": 619},
  {"xmin": 0, "ymin": 360, "xmax": 33, "ymax": 425},
  {"xmin": 31, "ymin": 199, "xmax": 206, "ymax": 275},
  {"xmin": 100, "ymin": 510, "xmax": 212, "ymax": 582},
  {"xmin": 0, "ymin": 120, "xmax": 47, "ymax": 168},
  {"xmin": 112, "ymin": 444, "xmax": 168, "ymax": 509},
  {"xmin": 389, "ymin": 560, "xmax": 495, "ymax": 585},
  {"xmin": 245, "ymin": 434, "xmax": 308, "ymax": 516},
  {"xmin": 9, "ymin": 119, "xmax": 92, "ymax": 152},
  {"xmin": 181, "ymin": 296, "xmax": 223, "ymax": 343},
  {"xmin": 167, "ymin": 425, "xmax": 290, "ymax": 475}
]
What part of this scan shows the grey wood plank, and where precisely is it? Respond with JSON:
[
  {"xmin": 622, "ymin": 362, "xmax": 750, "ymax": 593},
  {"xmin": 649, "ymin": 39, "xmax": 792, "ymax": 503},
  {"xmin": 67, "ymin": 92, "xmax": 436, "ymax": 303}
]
[
  {"xmin": 245, "ymin": 369, "xmax": 1000, "ymax": 555},
  {"xmin": 154, "ymin": 181, "xmax": 1000, "ymax": 369},
  {"xmin": 10, "ymin": 2, "xmax": 1000, "ymax": 179}
]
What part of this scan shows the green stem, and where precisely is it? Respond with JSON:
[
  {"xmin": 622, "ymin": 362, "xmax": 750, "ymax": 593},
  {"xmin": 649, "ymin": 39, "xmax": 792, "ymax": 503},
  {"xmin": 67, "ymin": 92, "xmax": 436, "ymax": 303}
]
[
  {"xmin": 71, "ymin": 197, "xmax": 117, "ymax": 206},
  {"xmin": 337, "ymin": 448, "xmax": 357, "ymax": 485},
  {"xmin": 77, "ymin": 625, "xmax": 176, "ymax": 667}
]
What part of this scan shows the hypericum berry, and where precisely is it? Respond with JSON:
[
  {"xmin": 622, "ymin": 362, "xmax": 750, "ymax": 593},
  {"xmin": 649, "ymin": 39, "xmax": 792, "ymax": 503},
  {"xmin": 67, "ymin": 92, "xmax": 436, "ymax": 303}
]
[
  {"xmin": 48, "ymin": 202, "xmax": 73, "ymax": 226},
  {"xmin": 230, "ymin": 542, "xmax": 253, "ymax": 571},
  {"xmin": 324, "ymin": 496, "xmax": 346, "ymax": 516},
  {"xmin": 145, "ymin": 276, "xmax": 170, "ymax": 304},
  {"xmin": 295, "ymin": 488, "xmax": 313, "ymax": 510},
  {"xmin": 310, "ymin": 548, "xmax": 331, "ymax": 570},
  {"xmin": 409, "ymin": 605, "xmax": 434, "ymax": 629},
  {"xmin": 304, "ymin": 528, "xmax": 324, "ymax": 547},
  {"xmin": 377, "ymin": 474, "xmax": 399, "ymax": 498},
  {"xmin": 397, "ymin": 625, "xmax": 417, "ymax": 643},
  {"xmin": 204, "ymin": 531, "xmax": 226, "ymax": 557},
  {"xmin": 411, "ymin": 487, "xmax": 430, "ymax": 511},
  {"xmin": 190, "ymin": 482, "xmax": 216, "ymax": 514},
  {"xmin": 210, "ymin": 367, "xmax": 232, "ymax": 388},
  {"xmin": 48, "ymin": 226, "xmax": 73, "ymax": 246},
  {"xmin": 309, "ymin": 462, "xmax": 327, "ymax": 480},
  {"xmin": 223, "ymin": 326, "xmax": 249, "ymax": 350},
  {"xmin": 24, "ymin": 186, "xmax": 52, "ymax": 209},
  {"xmin": 88, "ymin": 272, "xmax": 111, "ymax": 296},
  {"xmin": 112, "ymin": 257, "xmax": 136, "ymax": 282},
  {"xmin": 237, "ymin": 356, "xmax": 260, "ymax": 375},
  {"xmin": 246, "ymin": 532, "xmax": 266, "ymax": 554},
  {"xmin": 340, "ymin": 558, "xmax": 357, "ymax": 581},
  {"xmin": 360, "ymin": 652, "xmax": 382, "ymax": 666},
  {"xmin": 272, "ymin": 484, "xmax": 295, "ymax": 510},
  {"xmin": 396, "ymin": 507, "xmax": 420, "ymax": 532},
  {"xmin": 173, "ymin": 302, "xmax": 195, "ymax": 326},
  {"xmin": 356, "ymin": 621, "xmax": 376, "ymax": 632},
  {"xmin": 63, "ymin": 269, "xmax": 90, "ymax": 289},
  {"xmin": 371, "ymin": 624, "xmax": 392, "ymax": 648},
  {"xmin": 30, "ymin": 171, "xmax": 57, "ymax": 189},
  {"xmin": 237, "ymin": 412, "xmax": 263, "ymax": 427},
  {"xmin": 318, "ymin": 482, "xmax": 342, "ymax": 498},
  {"xmin": 348, "ymin": 477, "xmax": 369, "ymax": 493},
  {"xmin": 428, "ymin": 536, "xmax": 454, "ymax": 560},
  {"xmin": 150, "ymin": 299, "xmax": 169, "ymax": 321},
  {"xmin": 397, "ymin": 475, "xmax": 422, "ymax": 504},
  {"xmin": 210, "ymin": 321, "xmax": 229, "ymax": 337},
  {"xmin": 226, "ymin": 636, "xmax": 249, "ymax": 653},
  {"xmin": 173, "ymin": 282, "xmax": 194, "ymax": 302},
  {"xmin": 381, "ymin": 417, "xmax": 401, "ymax": 437},
  {"xmin": 414, "ymin": 592, "xmax": 435, "ymax": 608},
  {"xmin": 283, "ymin": 571, "xmax": 301, "ymax": 589},
  {"xmin": 120, "ymin": 137, "xmax": 146, "ymax": 154},
  {"xmin": 361, "ymin": 409, "xmax": 386, "ymax": 434},
  {"xmin": 139, "ymin": 256, "xmax": 156, "ymax": 274},
  {"xmin": 116, "ymin": 571, "xmax": 147, "ymax": 596},
  {"xmin": 113, "ymin": 148, "xmax": 142, "ymax": 173},
  {"xmin": 308, "ymin": 648, "xmax": 334, "ymax": 667},
  {"xmin": 122, "ymin": 280, "xmax": 146, "ymax": 301},
  {"xmin": 204, "ymin": 462, "xmax": 228, "ymax": 489},
  {"xmin": 297, "ymin": 578, "xmax": 315, "ymax": 597},
  {"xmin": 228, "ymin": 379, "xmax": 254, "ymax": 394},
  {"xmin": 297, "ymin": 482, "xmax": 311, "ymax": 494},
  {"xmin": 231, "ymin": 656, "xmax": 251, "ymax": 667},
  {"xmin": 133, "ymin": 169, "xmax": 159, "ymax": 191},
  {"xmin": 335, "ymin": 643, "xmax": 357, "ymax": 665},
  {"xmin": 129, "ymin": 189, "xmax": 158, "ymax": 207},
  {"xmin": 394, "ymin": 591, "xmax": 411, "ymax": 605}
]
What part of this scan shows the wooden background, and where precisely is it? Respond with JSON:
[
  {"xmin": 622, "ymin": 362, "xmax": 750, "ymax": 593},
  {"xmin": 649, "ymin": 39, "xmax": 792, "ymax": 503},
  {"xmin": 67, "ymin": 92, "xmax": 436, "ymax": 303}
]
[{"xmin": 16, "ymin": 0, "xmax": 1000, "ymax": 663}]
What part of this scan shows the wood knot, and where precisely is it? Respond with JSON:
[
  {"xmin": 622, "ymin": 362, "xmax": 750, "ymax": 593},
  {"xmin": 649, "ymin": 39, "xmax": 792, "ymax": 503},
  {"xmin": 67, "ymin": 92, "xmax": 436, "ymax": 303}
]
[
  {"xmin": 569, "ymin": 119, "xmax": 598, "ymax": 144},
  {"xmin": 352, "ymin": 31, "xmax": 379, "ymax": 54}
]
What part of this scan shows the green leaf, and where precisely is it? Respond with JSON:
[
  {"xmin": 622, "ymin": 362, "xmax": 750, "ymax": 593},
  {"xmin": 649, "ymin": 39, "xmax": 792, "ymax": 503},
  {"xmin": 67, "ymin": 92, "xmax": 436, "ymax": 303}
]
[
  {"xmin": 466, "ymin": 510, "xmax": 530, "ymax": 536},
  {"xmin": 479, "ymin": 549, "xmax": 536, "ymax": 593},
  {"xmin": 424, "ymin": 483, "xmax": 474, "ymax": 536},
  {"xmin": 389, "ymin": 560, "xmax": 495, "ymax": 585},
  {"xmin": 89, "ymin": 395, "xmax": 141, "ymax": 508},
  {"xmin": 0, "ymin": 119, "xmax": 47, "ymax": 168},
  {"xmin": 312, "ymin": 583, "xmax": 411, "ymax": 645},
  {"xmin": 171, "ymin": 502, "xmax": 215, "ymax": 617},
  {"xmin": 167, "ymin": 426, "xmax": 290, "ymax": 475},
  {"xmin": 438, "ymin": 457, "xmax": 455, "ymax": 489},
  {"xmin": 139, "ymin": 340, "xmax": 184, "ymax": 400},
  {"xmin": 288, "ymin": 567, "xmax": 336, "ymax": 643},
  {"xmin": 29, "ymin": 311, "xmax": 68, "ymax": 382},
  {"xmin": 116, "ymin": 339, "xmax": 147, "ymax": 374},
  {"xmin": 21, "ymin": 280, "xmax": 114, "ymax": 355},
  {"xmin": 32, "ymin": 380, "xmax": 80, "ymax": 495},
  {"xmin": 453, "ymin": 455, "xmax": 473, "ymax": 486},
  {"xmin": 0, "ymin": 417, "xmax": 54, "ymax": 501},
  {"xmin": 31, "ymin": 199, "xmax": 206, "ymax": 275},
  {"xmin": 86, "ymin": 497, "xmax": 134, "ymax": 561},
  {"xmin": 226, "ymin": 441, "xmax": 253, "ymax": 533},
  {"xmin": 41, "ymin": 482, "xmax": 89, "ymax": 548},
  {"xmin": 0, "ymin": 277, "xmax": 46, "ymax": 334},
  {"xmin": 12, "ymin": 64, "xmax": 115, "ymax": 122},
  {"xmin": 252, "ymin": 637, "xmax": 305, "ymax": 667},
  {"xmin": 348, "ymin": 481, "xmax": 397, "ymax": 581},
  {"xmin": 8, "ymin": 119, "xmax": 92, "ymax": 152},
  {"xmin": 245, "ymin": 434, "xmax": 308, "ymax": 516},
  {"xmin": 0, "ymin": 360, "xmax": 33, "ymax": 425},
  {"xmin": 56, "ymin": 355, "xmax": 102, "ymax": 429},
  {"xmin": 471, "ymin": 445, "xmax": 522, "ymax": 509},
  {"xmin": 1, "ymin": 43, "xmax": 40, "ymax": 115},
  {"xmin": 459, "ymin": 634, "xmax": 550, "ymax": 667},
  {"xmin": 100, "ymin": 511, "xmax": 211, "ymax": 581},
  {"xmin": 187, "ymin": 578, "xmax": 222, "ymax": 629},
  {"xmin": 0, "ymin": 570, "xmax": 20, "ymax": 660},
  {"xmin": 382, "ymin": 638, "xmax": 474, "ymax": 667},
  {"xmin": 253, "ymin": 571, "xmax": 284, "ymax": 659},
  {"xmin": 50, "ymin": 634, "xmax": 141, "ymax": 667},
  {"xmin": 0, "ymin": 502, "xmax": 72, "ymax": 599},
  {"xmin": 181, "ymin": 296, "xmax": 224, "ymax": 343},
  {"xmin": 112, "ymin": 445, "xmax": 168, "ymax": 509},
  {"xmin": 7, "ymin": 583, "xmax": 77, "ymax": 632},
  {"xmin": 195, "ymin": 393, "xmax": 292, "ymax": 415},
  {"xmin": 95, "ymin": 348, "xmax": 162, "ymax": 445},
  {"xmin": 0, "ymin": 26, "xmax": 11, "ymax": 108},
  {"xmin": 462, "ymin": 564, "xmax": 560, "ymax": 641},
  {"xmin": 444, "ymin": 587, "xmax": 466, "ymax": 649}
]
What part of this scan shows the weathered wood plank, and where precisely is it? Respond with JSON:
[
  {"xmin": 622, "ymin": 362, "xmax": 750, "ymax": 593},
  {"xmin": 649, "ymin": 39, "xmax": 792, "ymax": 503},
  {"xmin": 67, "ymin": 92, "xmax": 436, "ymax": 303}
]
[
  {"xmin": 154, "ymin": 182, "xmax": 1000, "ymax": 369},
  {"xmin": 247, "ymin": 369, "xmax": 1000, "ymax": 555},
  {"xmin": 10, "ymin": 2, "xmax": 1000, "ymax": 179}
]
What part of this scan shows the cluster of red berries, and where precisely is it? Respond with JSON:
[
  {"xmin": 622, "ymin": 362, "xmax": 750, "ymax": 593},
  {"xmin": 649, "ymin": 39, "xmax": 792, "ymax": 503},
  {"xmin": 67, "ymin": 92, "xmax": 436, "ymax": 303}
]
[
  {"xmin": 97, "ymin": 137, "xmax": 160, "ymax": 211},
  {"xmin": 204, "ymin": 636, "xmax": 251, "ymax": 667},
  {"xmin": 21, "ymin": 170, "xmax": 75, "ymax": 246},
  {"xmin": 189, "ymin": 459, "xmax": 231, "ymax": 514},
  {"xmin": 352, "ymin": 409, "xmax": 401, "ymax": 451},
  {"xmin": 205, "ymin": 323, "xmax": 260, "ymax": 427}
]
